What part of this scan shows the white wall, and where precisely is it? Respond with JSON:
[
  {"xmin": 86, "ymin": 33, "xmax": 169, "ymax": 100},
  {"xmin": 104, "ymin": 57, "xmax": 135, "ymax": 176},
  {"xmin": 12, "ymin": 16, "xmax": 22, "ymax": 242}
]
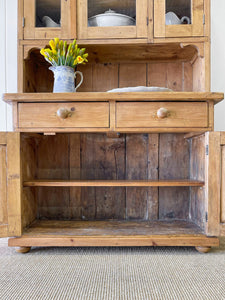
[
  {"xmin": 211, "ymin": 1, "xmax": 225, "ymax": 131},
  {"xmin": 0, "ymin": 0, "xmax": 225, "ymax": 131},
  {"xmin": 0, "ymin": 0, "xmax": 17, "ymax": 131}
]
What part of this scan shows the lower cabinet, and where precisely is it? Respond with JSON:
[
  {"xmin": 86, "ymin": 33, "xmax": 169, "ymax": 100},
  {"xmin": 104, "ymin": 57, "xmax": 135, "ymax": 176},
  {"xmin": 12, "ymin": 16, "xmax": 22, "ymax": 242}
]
[
  {"xmin": 0, "ymin": 133, "xmax": 21, "ymax": 237},
  {"xmin": 0, "ymin": 132, "xmax": 224, "ymax": 251}
]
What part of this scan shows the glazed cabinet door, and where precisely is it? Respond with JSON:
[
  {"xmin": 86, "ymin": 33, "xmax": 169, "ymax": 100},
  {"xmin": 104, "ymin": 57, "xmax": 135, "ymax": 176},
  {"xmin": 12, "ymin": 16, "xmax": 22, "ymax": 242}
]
[
  {"xmin": 77, "ymin": 0, "xmax": 148, "ymax": 40},
  {"xmin": 22, "ymin": 0, "xmax": 76, "ymax": 39},
  {"xmin": 205, "ymin": 132, "xmax": 225, "ymax": 237},
  {"xmin": 154, "ymin": 0, "xmax": 205, "ymax": 38},
  {"xmin": 0, "ymin": 133, "xmax": 21, "ymax": 238}
]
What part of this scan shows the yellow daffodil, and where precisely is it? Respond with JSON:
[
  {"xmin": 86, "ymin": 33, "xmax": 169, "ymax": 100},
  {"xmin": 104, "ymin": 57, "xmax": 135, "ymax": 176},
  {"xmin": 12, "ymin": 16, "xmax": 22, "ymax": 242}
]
[{"xmin": 40, "ymin": 38, "xmax": 88, "ymax": 68}]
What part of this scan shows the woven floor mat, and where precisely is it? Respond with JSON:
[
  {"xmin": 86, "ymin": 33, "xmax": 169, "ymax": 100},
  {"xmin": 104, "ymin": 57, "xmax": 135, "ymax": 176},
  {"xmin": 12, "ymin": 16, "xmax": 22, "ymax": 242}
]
[{"xmin": 0, "ymin": 238, "xmax": 225, "ymax": 300}]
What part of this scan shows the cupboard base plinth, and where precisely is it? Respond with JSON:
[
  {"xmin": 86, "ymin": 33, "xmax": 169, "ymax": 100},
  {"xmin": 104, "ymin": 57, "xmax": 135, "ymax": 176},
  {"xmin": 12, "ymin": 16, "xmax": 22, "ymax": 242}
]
[{"xmin": 9, "ymin": 236, "xmax": 219, "ymax": 249}]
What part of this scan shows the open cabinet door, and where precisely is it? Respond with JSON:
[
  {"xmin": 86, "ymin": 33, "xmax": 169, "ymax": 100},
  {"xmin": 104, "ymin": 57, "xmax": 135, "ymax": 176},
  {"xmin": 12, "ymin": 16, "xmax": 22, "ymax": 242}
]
[
  {"xmin": 205, "ymin": 132, "xmax": 225, "ymax": 237},
  {"xmin": 0, "ymin": 132, "xmax": 21, "ymax": 238},
  {"xmin": 220, "ymin": 133, "xmax": 225, "ymax": 236}
]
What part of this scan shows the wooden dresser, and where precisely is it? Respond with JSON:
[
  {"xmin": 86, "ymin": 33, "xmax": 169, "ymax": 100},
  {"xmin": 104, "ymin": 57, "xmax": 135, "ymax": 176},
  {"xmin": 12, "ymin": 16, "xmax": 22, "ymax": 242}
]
[{"xmin": 0, "ymin": 0, "xmax": 225, "ymax": 253}]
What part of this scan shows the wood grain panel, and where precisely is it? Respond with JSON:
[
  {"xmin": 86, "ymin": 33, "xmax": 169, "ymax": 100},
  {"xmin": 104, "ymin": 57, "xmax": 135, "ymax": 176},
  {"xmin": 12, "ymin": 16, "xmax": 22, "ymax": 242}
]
[
  {"xmin": 183, "ymin": 62, "xmax": 193, "ymax": 91},
  {"xmin": 21, "ymin": 135, "xmax": 37, "ymax": 229},
  {"xmin": 126, "ymin": 134, "xmax": 148, "ymax": 219},
  {"xmin": 119, "ymin": 64, "xmax": 147, "ymax": 87},
  {"xmin": 0, "ymin": 145, "xmax": 7, "ymax": 237},
  {"xmin": 147, "ymin": 134, "xmax": 159, "ymax": 220},
  {"xmin": 81, "ymin": 134, "xmax": 126, "ymax": 220},
  {"xmin": 7, "ymin": 133, "xmax": 22, "ymax": 236},
  {"xmin": 147, "ymin": 63, "xmax": 167, "ymax": 87},
  {"xmin": 221, "ymin": 146, "xmax": 225, "ymax": 224},
  {"xmin": 159, "ymin": 134, "xmax": 190, "ymax": 220},
  {"xmin": 37, "ymin": 134, "xmax": 70, "ymax": 219},
  {"xmin": 116, "ymin": 102, "xmax": 208, "ymax": 128},
  {"xmin": 18, "ymin": 102, "xmax": 109, "ymax": 128},
  {"xmin": 189, "ymin": 134, "xmax": 206, "ymax": 230},
  {"xmin": 69, "ymin": 134, "xmax": 82, "ymax": 219},
  {"xmin": 92, "ymin": 64, "xmax": 118, "ymax": 92},
  {"xmin": 167, "ymin": 63, "xmax": 183, "ymax": 91},
  {"xmin": 205, "ymin": 132, "xmax": 221, "ymax": 236}
]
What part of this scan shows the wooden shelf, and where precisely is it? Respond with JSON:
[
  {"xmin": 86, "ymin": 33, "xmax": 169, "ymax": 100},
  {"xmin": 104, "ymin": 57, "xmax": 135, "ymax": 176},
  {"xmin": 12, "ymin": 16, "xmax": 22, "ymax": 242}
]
[
  {"xmin": 8, "ymin": 220, "xmax": 219, "ymax": 247},
  {"xmin": 23, "ymin": 180, "xmax": 204, "ymax": 187},
  {"xmin": 4, "ymin": 92, "xmax": 224, "ymax": 104}
]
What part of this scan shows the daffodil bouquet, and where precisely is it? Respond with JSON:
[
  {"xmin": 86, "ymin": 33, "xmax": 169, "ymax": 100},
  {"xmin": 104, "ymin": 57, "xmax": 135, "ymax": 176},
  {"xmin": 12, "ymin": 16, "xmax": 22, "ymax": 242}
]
[{"xmin": 40, "ymin": 38, "xmax": 88, "ymax": 68}]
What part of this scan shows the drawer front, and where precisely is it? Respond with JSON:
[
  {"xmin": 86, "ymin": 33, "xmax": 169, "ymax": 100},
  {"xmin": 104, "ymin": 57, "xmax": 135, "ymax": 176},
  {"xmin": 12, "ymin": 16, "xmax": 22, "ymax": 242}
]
[
  {"xmin": 18, "ymin": 102, "xmax": 109, "ymax": 128},
  {"xmin": 116, "ymin": 102, "xmax": 208, "ymax": 128}
]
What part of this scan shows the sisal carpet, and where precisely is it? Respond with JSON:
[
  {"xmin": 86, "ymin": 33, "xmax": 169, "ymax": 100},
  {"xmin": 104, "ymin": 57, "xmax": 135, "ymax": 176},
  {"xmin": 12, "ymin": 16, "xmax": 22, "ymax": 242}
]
[{"xmin": 0, "ymin": 238, "xmax": 225, "ymax": 300}]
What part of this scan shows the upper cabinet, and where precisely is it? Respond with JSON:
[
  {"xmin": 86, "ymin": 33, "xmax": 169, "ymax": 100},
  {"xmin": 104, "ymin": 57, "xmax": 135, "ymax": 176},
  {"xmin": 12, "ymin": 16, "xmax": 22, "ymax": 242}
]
[
  {"xmin": 23, "ymin": 0, "xmax": 76, "ymax": 39},
  {"xmin": 21, "ymin": 0, "xmax": 208, "ymax": 41},
  {"xmin": 154, "ymin": 0, "xmax": 205, "ymax": 38},
  {"xmin": 77, "ymin": 0, "xmax": 148, "ymax": 40}
]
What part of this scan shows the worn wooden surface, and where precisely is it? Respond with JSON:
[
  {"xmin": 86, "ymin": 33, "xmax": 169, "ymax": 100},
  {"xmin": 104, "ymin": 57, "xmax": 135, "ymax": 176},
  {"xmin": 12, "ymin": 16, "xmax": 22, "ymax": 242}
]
[
  {"xmin": 18, "ymin": 102, "xmax": 110, "ymax": 128},
  {"xmin": 24, "ymin": 180, "xmax": 204, "ymax": 187},
  {"xmin": 189, "ymin": 134, "xmax": 206, "ymax": 230},
  {"xmin": 7, "ymin": 133, "xmax": 22, "ymax": 236},
  {"xmin": 205, "ymin": 132, "xmax": 221, "ymax": 236},
  {"xmin": 0, "ymin": 142, "xmax": 7, "ymax": 237},
  {"xmin": 18, "ymin": 220, "xmax": 205, "ymax": 236},
  {"xmin": 116, "ymin": 102, "xmax": 208, "ymax": 128},
  {"xmin": 8, "ymin": 235, "xmax": 219, "ymax": 248},
  {"xmin": 221, "ymin": 145, "xmax": 225, "ymax": 224},
  {"xmin": 18, "ymin": 44, "xmax": 210, "ymax": 94},
  {"xmin": 159, "ymin": 134, "xmax": 190, "ymax": 220},
  {"xmin": 17, "ymin": 133, "xmax": 206, "ymax": 223},
  {"xmin": 4, "ymin": 92, "xmax": 223, "ymax": 103},
  {"xmin": 36, "ymin": 134, "xmax": 70, "ymax": 220},
  {"xmin": 7, "ymin": 220, "xmax": 220, "ymax": 248},
  {"xmin": 21, "ymin": 135, "xmax": 37, "ymax": 229}
]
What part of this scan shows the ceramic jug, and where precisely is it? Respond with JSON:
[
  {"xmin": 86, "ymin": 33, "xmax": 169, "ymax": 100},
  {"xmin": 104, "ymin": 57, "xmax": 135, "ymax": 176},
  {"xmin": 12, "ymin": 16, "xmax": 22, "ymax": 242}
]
[
  {"xmin": 49, "ymin": 66, "xmax": 83, "ymax": 93},
  {"xmin": 165, "ymin": 12, "xmax": 190, "ymax": 25},
  {"xmin": 42, "ymin": 16, "xmax": 60, "ymax": 27}
]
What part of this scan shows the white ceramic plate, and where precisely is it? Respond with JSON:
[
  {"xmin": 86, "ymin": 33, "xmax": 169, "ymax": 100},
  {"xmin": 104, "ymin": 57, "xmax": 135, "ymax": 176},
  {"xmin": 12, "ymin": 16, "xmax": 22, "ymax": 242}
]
[{"xmin": 107, "ymin": 86, "xmax": 173, "ymax": 92}]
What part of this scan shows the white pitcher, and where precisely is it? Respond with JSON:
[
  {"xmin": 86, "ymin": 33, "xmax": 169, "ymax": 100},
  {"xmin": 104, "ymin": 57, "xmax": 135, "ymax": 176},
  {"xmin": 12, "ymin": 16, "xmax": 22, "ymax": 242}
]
[
  {"xmin": 49, "ymin": 66, "xmax": 83, "ymax": 93},
  {"xmin": 166, "ymin": 12, "xmax": 190, "ymax": 25}
]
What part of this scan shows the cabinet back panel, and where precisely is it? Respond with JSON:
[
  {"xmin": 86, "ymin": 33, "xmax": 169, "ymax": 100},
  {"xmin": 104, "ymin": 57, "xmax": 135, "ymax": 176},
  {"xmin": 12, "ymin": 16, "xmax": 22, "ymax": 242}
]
[
  {"xmin": 21, "ymin": 133, "xmax": 194, "ymax": 221},
  {"xmin": 21, "ymin": 136, "xmax": 38, "ymax": 228},
  {"xmin": 158, "ymin": 134, "xmax": 190, "ymax": 220},
  {"xmin": 24, "ymin": 54, "xmax": 194, "ymax": 92}
]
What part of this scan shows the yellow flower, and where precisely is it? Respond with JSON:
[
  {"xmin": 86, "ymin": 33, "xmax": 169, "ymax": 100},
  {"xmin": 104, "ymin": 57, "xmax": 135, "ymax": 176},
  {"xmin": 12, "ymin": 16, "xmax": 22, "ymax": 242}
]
[
  {"xmin": 49, "ymin": 40, "xmax": 55, "ymax": 50},
  {"xmin": 40, "ymin": 48, "xmax": 47, "ymax": 58},
  {"xmin": 54, "ymin": 38, "xmax": 59, "ymax": 49},
  {"xmin": 77, "ymin": 56, "xmax": 84, "ymax": 64}
]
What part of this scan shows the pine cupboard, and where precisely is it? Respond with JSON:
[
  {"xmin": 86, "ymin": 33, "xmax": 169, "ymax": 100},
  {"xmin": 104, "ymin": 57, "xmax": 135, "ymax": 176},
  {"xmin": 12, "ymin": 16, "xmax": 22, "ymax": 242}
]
[{"xmin": 1, "ymin": 0, "xmax": 224, "ymax": 253}]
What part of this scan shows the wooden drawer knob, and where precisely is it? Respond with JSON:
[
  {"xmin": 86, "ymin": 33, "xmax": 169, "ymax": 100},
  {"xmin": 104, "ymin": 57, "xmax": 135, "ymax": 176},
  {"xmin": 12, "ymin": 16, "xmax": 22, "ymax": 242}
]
[
  {"xmin": 57, "ymin": 108, "xmax": 73, "ymax": 119},
  {"xmin": 157, "ymin": 108, "xmax": 168, "ymax": 119}
]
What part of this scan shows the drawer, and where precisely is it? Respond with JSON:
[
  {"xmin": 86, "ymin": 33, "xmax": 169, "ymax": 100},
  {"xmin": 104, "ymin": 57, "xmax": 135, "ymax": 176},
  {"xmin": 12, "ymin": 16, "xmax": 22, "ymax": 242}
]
[
  {"xmin": 116, "ymin": 102, "xmax": 208, "ymax": 128},
  {"xmin": 18, "ymin": 102, "xmax": 109, "ymax": 128}
]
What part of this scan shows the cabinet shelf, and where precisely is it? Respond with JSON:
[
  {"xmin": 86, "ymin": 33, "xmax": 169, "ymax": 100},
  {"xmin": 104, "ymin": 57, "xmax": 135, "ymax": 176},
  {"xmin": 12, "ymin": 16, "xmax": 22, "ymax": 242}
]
[
  {"xmin": 8, "ymin": 220, "xmax": 219, "ymax": 248},
  {"xmin": 23, "ymin": 180, "xmax": 204, "ymax": 187}
]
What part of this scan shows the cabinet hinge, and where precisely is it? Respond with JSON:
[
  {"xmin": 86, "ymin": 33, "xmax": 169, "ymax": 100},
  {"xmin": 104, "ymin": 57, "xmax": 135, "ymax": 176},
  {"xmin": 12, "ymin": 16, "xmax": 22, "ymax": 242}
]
[
  {"xmin": 205, "ymin": 212, "xmax": 208, "ymax": 222},
  {"xmin": 22, "ymin": 17, "xmax": 25, "ymax": 28},
  {"xmin": 206, "ymin": 144, "xmax": 209, "ymax": 155},
  {"xmin": 203, "ymin": 14, "xmax": 205, "ymax": 25},
  {"xmin": 147, "ymin": 17, "xmax": 149, "ymax": 26}
]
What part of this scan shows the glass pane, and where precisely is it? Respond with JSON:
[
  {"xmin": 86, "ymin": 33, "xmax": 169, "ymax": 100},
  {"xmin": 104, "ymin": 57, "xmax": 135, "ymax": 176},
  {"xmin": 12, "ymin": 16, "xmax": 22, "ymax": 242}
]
[
  {"xmin": 165, "ymin": 0, "xmax": 192, "ymax": 25},
  {"xmin": 36, "ymin": 0, "xmax": 61, "ymax": 27},
  {"xmin": 88, "ymin": 0, "xmax": 136, "ymax": 27}
]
